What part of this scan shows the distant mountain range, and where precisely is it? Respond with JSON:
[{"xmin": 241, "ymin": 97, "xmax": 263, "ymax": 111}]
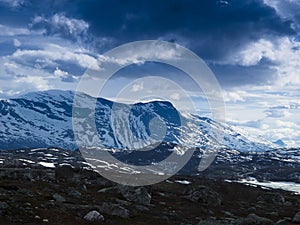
[{"xmin": 0, "ymin": 90, "xmax": 278, "ymax": 151}]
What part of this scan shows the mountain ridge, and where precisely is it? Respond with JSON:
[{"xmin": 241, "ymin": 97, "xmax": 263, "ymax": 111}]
[{"xmin": 0, "ymin": 90, "xmax": 277, "ymax": 151}]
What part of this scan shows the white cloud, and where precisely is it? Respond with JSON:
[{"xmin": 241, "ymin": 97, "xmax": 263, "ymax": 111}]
[
  {"xmin": 0, "ymin": 24, "xmax": 30, "ymax": 36},
  {"xmin": 223, "ymin": 90, "xmax": 246, "ymax": 102},
  {"xmin": 8, "ymin": 44, "xmax": 102, "ymax": 71},
  {"xmin": 13, "ymin": 38, "xmax": 21, "ymax": 47},
  {"xmin": 0, "ymin": 0, "xmax": 24, "ymax": 8},
  {"xmin": 16, "ymin": 76, "xmax": 52, "ymax": 90},
  {"xmin": 131, "ymin": 82, "xmax": 144, "ymax": 92},
  {"xmin": 220, "ymin": 37, "xmax": 300, "ymax": 88},
  {"xmin": 54, "ymin": 67, "xmax": 68, "ymax": 78},
  {"xmin": 265, "ymin": 106, "xmax": 290, "ymax": 118},
  {"xmin": 228, "ymin": 39, "xmax": 276, "ymax": 66},
  {"xmin": 103, "ymin": 42, "xmax": 182, "ymax": 66},
  {"xmin": 31, "ymin": 14, "xmax": 89, "ymax": 41}
]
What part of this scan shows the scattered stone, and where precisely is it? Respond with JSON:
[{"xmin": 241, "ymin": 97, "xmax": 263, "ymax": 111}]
[
  {"xmin": 135, "ymin": 204, "xmax": 150, "ymax": 212},
  {"xmin": 234, "ymin": 214, "xmax": 273, "ymax": 225},
  {"xmin": 79, "ymin": 184, "xmax": 87, "ymax": 192},
  {"xmin": 98, "ymin": 202, "xmax": 130, "ymax": 218},
  {"xmin": 284, "ymin": 201, "xmax": 292, "ymax": 206},
  {"xmin": 118, "ymin": 185, "xmax": 151, "ymax": 205},
  {"xmin": 0, "ymin": 202, "xmax": 9, "ymax": 209},
  {"xmin": 248, "ymin": 207, "xmax": 256, "ymax": 213},
  {"xmin": 97, "ymin": 186, "xmax": 118, "ymax": 193},
  {"xmin": 83, "ymin": 210, "xmax": 104, "ymax": 222},
  {"xmin": 67, "ymin": 188, "xmax": 81, "ymax": 198},
  {"xmin": 115, "ymin": 198, "xmax": 131, "ymax": 206},
  {"xmin": 52, "ymin": 193, "xmax": 66, "ymax": 203},
  {"xmin": 293, "ymin": 211, "xmax": 300, "ymax": 223},
  {"xmin": 276, "ymin": 218, "xmax": 292, "ymax": 225},
  {"xmin": 24, "ymin": 202, "xmax": 31, "ymax": 207},
  {"xmin": 268, "ymin": 211, "xmax": 279, "ymax": 217},
  {"xmin": 184, "ymin": 186, "xmax": 222, "ymax": 206},
  {"xmin": 224, "ymin": 211, "xmax": 235, "ymax": 217},
  {"xmin": 257, "ymin": 193, "xmax": 285, "ymax": 205},
  {"xmin": 198, "ymin": 218, "xmax": 233, "ymax": 225}
]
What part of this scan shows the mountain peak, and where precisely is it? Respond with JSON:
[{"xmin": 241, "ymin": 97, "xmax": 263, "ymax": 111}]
[
  {"xmin": 0, "ymin": 89, "xmax": 275, "ymax": 152},
  {"xmin": 273, "ymin": 139, "xmax": 286, "ymax": 147}
]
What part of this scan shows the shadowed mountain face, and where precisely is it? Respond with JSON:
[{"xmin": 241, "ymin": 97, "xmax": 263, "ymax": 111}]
[{"xmin": 0, "ymin": 90, "xmax": 275, "ymax": 151}]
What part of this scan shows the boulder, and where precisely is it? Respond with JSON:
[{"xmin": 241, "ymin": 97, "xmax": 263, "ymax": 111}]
[
  {"xmin": 52, "ymin": 193, "xmax": 66, "ymax": 203},
  {"xmin": 0, "ymin": 202, "xmax": 9, "ymax": 209},
  {"xmin": 293, "ymin": 211, "xmax": 300, "ymax": 223},
  {"xmin": 234, "ymin": 214, "xmax": 273, "ymax": 225},
  {"xmin": 276, "ymin": 218, "xmax": 292, "ymax": 225},
  {"xmin": 118, "ymin": 185, "xmax": 151, "ymax": 205},
  {"xmin": 98, "ymin": 202, "xmax": 130, "ymax": 218},
  {"xmin": 257, "ymin": 193, "xmax": 285, "ymax": 205},
  {"xmin": 67, "ymin": 188, "xmax": 81, "ymax": 198},
  {"xmin": 184, "ymin": 186, "xmax": 222, "ymax": 206},
  {"xmin": 84, "ymin": 210, "xmax": 104, "ymax": 222},
  {"xmin": 198, "ymin": 218, "xmax": 234, "ymax": 225}
]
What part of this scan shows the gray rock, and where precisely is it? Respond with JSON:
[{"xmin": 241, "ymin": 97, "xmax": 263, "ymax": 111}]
[
  {"xmin": 184, "ymin": 186, "xmax": 222, "ymax": 206},
  {"xmin": 234, "ymin": 214, "xmax": 273, "ymax": 225},
  {"xmin": 115, "ymin": 198, "xmax": 131, "ymax": 206},
  {"xmin": 67, "ymin": 188, "xmax": 81, "ymax": 198},
  {"xmin": 293, "ymin": 211, "xmax": 300, "ymax": 223},
  {"xmin": 257, "ymin": 193, "xmax": 285, "ymax": 205},
  {"xmin": 118, "ymin": 185, "xmax": 151, "ymax": 205},
  {"xmin": 0, "ymin": 168, "xmax": 55, "ymax": 182},
  {"xmin": 224, "ymin": 211, "xmax": 235, "ymax": 217},
  {"xmin": 84, "ymin": 210, "xmax": 104, "ymax": 222},
  {"xmin": 97, "ymin": 186, "xmax": 118, "ymax": 193},
  {"xmin": 248, "ymin": 207, "xmax": 256, "ymax": 213},
  {"xmin": 276, "ymin": 218, "xmax": 292, "ymax": 225},
  {"xmin": 0, "ymin": 202, "xmax": 9, "ymax": 209},
  {"xmin": 269, "ymin": 211, "xmax": 279, "ymax": 217},
  {"xmin": 135, "ymin": 204, "xmax": 150, "ymax": 212},
  {"xmin": 198, "ymin": 218, "xmax": 234, "ymax": 225},
  {"xmin": 98, "ymin": 202, "xmax": 130, "ymax": 218},
  {"xmin": 52, "ymin": 193, "xmax": 66, "ymax": 203}
]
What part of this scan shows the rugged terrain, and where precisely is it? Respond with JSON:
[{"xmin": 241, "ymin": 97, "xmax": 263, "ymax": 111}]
[
  {"xmin": 0, "ymin": 90, "xmax": 299, "ymax": 224},
  {"xmin": 0, "ymin": 162, "xmax": 300, "ymax": 225},
  {"xmin": 0, "ymin": 148, "xmax": 299, "ymax": 224}
]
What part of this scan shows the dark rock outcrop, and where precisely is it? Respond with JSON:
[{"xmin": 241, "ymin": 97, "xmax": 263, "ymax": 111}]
[{"xmin": 184, "ymin": 186, "xmax": 222, "ymax": 206}]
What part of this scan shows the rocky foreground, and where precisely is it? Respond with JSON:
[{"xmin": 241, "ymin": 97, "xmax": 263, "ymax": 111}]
[{"xmin": 0, "ymin": 162, "xmax": 300, "ymax": 225}]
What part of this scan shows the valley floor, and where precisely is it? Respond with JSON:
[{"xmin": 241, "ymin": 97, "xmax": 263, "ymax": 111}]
[{"xmin": 0, "ymin": 166, "xmax": 299, "ymax": 225}]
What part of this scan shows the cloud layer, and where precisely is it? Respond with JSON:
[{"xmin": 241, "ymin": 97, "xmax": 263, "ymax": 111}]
[{"xmin": 0, "ymin": 0, "xmax": 300, "ymax": 146}]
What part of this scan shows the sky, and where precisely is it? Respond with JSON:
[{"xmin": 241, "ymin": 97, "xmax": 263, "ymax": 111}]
[{"xmin": 0, "ymin": 0, "xmax": 300, "ymax": 146}]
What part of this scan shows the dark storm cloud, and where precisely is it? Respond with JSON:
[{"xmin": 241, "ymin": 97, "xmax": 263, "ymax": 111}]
[
  {"xmin": 70, "ymin": 0, "xmax": 295, "ymax": 60},
  {"xmin": 265, "ymin": 0, "xmax": 300, "ymax": 31},
  {"xmin": 210, "ymin": 59, "xmax": 278, "ymax": 87},
  {"xmin": 0, "ymin": 0, "xmax": 297, "ymax": 87},
  {"xmin": 0, "ymin": 0, "xmax": 295, "ymax": 58}
]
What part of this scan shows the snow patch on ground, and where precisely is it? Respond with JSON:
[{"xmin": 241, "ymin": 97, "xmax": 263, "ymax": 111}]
[
  {"xmin": 174, "ymin": 180, "xmax": 191, "ymax": 185},
  {"xmin": 38, "ymin": 162, "xmax": 55, "ymax": 168},
  {"xmin": 228, "ymin": 177, "xmax": 300, "ymax": 195}
]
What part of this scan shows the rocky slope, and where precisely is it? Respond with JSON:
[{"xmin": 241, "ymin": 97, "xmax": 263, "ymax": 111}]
[
  {"xmin": 1, "ymin": 147, "xmax": 299, "ymax": 183},
  {"xmin": 0, "ymin": 162, "xmax": 299, "ymax": 225}
]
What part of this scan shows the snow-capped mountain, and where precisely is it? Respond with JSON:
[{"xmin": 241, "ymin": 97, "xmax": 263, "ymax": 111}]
[{"xmin": 0, "ymin": 90, "xmax": 276, "ymax": 151}]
